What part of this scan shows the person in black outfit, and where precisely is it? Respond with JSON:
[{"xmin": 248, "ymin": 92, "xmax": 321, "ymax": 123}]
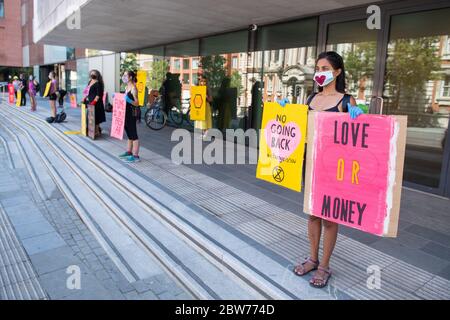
[
  {"xmin": 19, "ymin": 74, "xmax": 27, "ymax": 106},
  {"xmin": 118, "ymin": 70, "xmax": 140, "ymax": 163},
  {"xmin": 83, "ymin": 70, "xmax": 106, "ymax": 137}
]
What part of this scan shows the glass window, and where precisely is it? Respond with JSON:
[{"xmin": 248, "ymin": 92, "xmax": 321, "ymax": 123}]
[
  {"xmin": 137, "ymin": 46, "xmax": 167, "ymax": 92},
  {"xmin": 173, "ymin": 59, "xmax": 181, "ymax": 71},
  {"xmin": 0, "ymin": 0, "xmax": 4, "ymax": 18},
  {"xmin": 257, "ymin": 18, "xmax": 318, "ymax": 110},
  {"xmin": 232, "ymin": 57, "xmax": 238, "ymax": 69},
  {"xmin": 256, "ymin": 18, "xmax": 317, "ymax": 51},
  {"xmin": 192, "ymin": 73, "xmax": 199, "ymax": 86},
  {"xmin": 183, "ymin": 59, "xmax": 190, "ymax": 70},
  {"xmin": 201, "ymin": 31, "xmax": 248, "ymax": 56},
  {"xmin": 200, "ymin": 31, "xmax": 250, "ymax": 131},
  {"xmin": 442, "ymin": 76, "xmax": 450, "ymax": 98},
  {"xmin": 192, "ymin": 58, "xmax": 199, "ymax": 69},
  {"xmin": 182, "ymin": 73, "xmax": 190, "ymax": 85},
  {"xmin": 383, "ymin": 8, "xmax": 450, "ymax": 188},
  {"xmin": 164, "ymin": 40, "xmax": 199, "ymax": 117},
  {"xmin": 326, "ymin": 19, "xmax": 378, "ymax": 107},
  {"xmin": 139, "ymin": 46, "xmax": 166, "ymax": 93}
]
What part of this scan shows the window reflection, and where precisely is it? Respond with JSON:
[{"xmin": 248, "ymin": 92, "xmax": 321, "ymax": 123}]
[
  {"xmin": 384, "ymin": 9, "xmax": 450, "ymax": 188},
  {"xmin": 326, "ymin": 20, "xmax": 378, "ymax": 107}
]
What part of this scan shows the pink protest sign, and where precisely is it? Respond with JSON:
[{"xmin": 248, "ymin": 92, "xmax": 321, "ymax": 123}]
[
  {"xmin": 70, "ymin": 93, "xmax": 77, "ymax": 108},
  {"xmin": 303, "ymin": 112, "xmax": 407, "ymax": 237},
  {"xmin": 110, "ymin": 93, "xmax": 126, "ymax": 140}
]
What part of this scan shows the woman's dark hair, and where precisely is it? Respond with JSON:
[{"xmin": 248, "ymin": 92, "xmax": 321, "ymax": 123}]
[
  {"xmin": 90, "ymin": 69, "xmax": 104, "ymax": 91},
  {"xmin": 316, "ymin": 51, "xmax": 346, "ymax": 94},
  {"xmin": 126, "ymin": 70, "xmax": 137, "ymax": 83}
]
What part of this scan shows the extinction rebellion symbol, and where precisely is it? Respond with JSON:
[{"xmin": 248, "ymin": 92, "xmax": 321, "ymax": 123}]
[
  {"xmin": 194, "ymin": 94, "xmax": 203, "ymax": 109},
  {"xmin": 272, "ymin": 166, "xmax": 285, "ymax": 183}
]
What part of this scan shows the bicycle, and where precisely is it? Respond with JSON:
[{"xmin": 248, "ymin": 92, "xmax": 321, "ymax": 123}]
[
  {"xmin": 167, "ymin": 98, "xmax": 194, "ymax": 128},
  {"xmin": 144, "ymin": 96, "xmax": 167, "ymax": 130}
]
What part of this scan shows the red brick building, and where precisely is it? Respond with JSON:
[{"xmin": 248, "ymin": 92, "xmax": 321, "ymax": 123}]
[{"xmin": 0, "ymin": 0, "xmax": 23, "ymax": 67}]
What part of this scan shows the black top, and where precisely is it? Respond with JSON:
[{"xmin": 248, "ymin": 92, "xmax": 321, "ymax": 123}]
[
  {"xmin": 307, "ymin": 92, "xmax": 351, "ymax": 112},
  {"xmin": 86, "ymin": 81, "xmax": 104, "ymax": 108}
]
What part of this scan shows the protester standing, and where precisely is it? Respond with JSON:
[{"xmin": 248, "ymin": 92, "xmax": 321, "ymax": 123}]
[
  {"xmin": 19, "ymin": 74, "xmax": 27, "ymax": 106},
  {"xmin": 194, "ymin": 77, "xmax": 213, "ymax": 140},
  {"xmin": 83, "ymin": 70, "xmax": 106, "ymax": 137},
  {"xmin": 293, "ymin": 51, "xmax": 363, "ymax": 288},
  {"xmin": 47, "ymin": 72, "xmax": 58, "ymax": 122},
  {"xmin": 28, "ymin": 75, "xmax": 38, "ymax": 111},
  {"xmin": 118, "ymin": 71, "xmax": 141, "ymax": 163}
]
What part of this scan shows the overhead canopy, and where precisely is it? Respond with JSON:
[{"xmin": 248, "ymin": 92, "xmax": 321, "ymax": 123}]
[{"xmin": 35, "ymin": 0, "xmax": 380, "ymax": 52}]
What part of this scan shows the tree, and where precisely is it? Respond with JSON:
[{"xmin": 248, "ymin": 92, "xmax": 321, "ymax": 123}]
[
  {"xmin": 147, "ymin": 59, "xmax": 169, "ymax": 90},
  {"xmin": 384, "ymin": 36, "xmax": 442, "ymax": 127},
  {"xmin": 230, "ymin": 70, "xmax": 243, "ymax": 97},
  {"xmin": 200, "ymin": 55, "xmax": 226, "ymax": 90},
  {"xmin": 343, "ymin": 41, "xmax": 377, "ymax": 100},
  {"xmin": 120, "ymin": 53, "xmax": 139, "ymax": 90}
]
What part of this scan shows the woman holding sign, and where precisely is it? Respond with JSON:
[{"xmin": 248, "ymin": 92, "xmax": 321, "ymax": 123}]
[
  {"xmin": 293, "ymin": 51, "xmax": 363, "ymax": 288},
  {"xmin": 194, "ymin": 77, "xmax": 213, "ymax": 140},
  {"xmin": 118, "ymin": 71, "xmax": 141, "ymax": 163},
  {"xmin": 83, "ymin": 70, "xmax": 106, "ymax": 137},
  {"xmin": 46, "ymin": 72, "xmax": 59, "ymax": 123}
]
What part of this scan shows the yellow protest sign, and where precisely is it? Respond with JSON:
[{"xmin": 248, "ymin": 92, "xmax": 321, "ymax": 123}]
[
  {"xmin": 81, "ymin": 104, "xmax": 87, "ymax": 136},
  {"xmin": 189, "ymin": 86, "xmax": 206, "ymax": 121},
  {"xmin": 137, "ymin": 71, "xmax": 147, "ymax": 107},
  {"xmin": 256, "ymin": 102, "xmax": 308, "ymax": 192},
  {"xmin": 16, "ymin": 90, "xmax": 21, "ymax": 107},
  {"xmin": 43, "ymin": 81, "xmax": 52, "ymax": 97}
]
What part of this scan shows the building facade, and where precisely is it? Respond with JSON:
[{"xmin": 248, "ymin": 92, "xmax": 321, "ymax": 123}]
[{"xmin": 11, "ymin": 0, "xmax": 450, "ymax": 197}]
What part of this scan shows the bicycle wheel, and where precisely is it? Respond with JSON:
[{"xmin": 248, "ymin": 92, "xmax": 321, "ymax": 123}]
[
  {"xmin": 168, "ymin": 106, "xmax": 183, "ymax": 126},
  {"xmin": 186, "ymin": 109, "xmax": 194, "ymax": 128},
  {"xmin": 145, "ymin": 107, "xmax": 167, "ymax": 130}
]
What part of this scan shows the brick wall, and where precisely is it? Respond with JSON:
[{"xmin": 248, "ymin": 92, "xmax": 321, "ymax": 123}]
[{"xmin": 0, "ymin": 0, "xmax": 23, "ymax": 67}]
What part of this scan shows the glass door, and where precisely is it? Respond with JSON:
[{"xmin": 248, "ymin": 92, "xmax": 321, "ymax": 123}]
[{"xmin": 382, "ymin": 7, "xmax": 450, "ymax": 194}]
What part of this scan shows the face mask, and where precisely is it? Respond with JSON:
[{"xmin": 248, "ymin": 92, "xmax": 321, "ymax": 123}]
[
  {"xmin": 314, "ymin": 70, "xmax": 335, "ymax": 87},
  {"xmin": 122, "ymin": 75, "xmax": 129, "ymax": 84}
]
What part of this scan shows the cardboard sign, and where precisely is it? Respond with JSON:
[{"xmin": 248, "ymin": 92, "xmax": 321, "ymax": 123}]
[
  {"xmin": 110, "ymin": 93, "xmax": 126, "ymax": 140},
  {"xmin": 16, "ymin": 90, "xmax": 21, "ymax": 107},
  {"xmin": 303, "ymin": 112, "xmax": 407, "ymax": 237},
  {"xmin": 256, "ymin": 102, "xmax": 308, "ymax": 192},
  {"xmin": 43, "ymin": 81, "xmax": 52, "ymax": 97},
  {"xmin": 87, "ymin": 105, "xmax": 96, "ymax": 140},
  {"xmin": 8, "ymin": 84, "xmax": 15, "ymax": 104},
  {"xmin": 190, "ymin": 86, "xmax": 207, "ymax": 121},
  {"xmin": 81, "ymin": 104, "xmax": 87, "ymax": 137},
  {"xmin": 70, "ymin": 93, "xmax": 77, "ymax": 108},
  {"xmin": 137, "ymin": 71, "xmax": 147, "ymax": 107}
]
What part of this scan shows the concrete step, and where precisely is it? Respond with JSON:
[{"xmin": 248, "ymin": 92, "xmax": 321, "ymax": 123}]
[
  {"xmin": 4, "ymin": 104, "xmax": 331, "ymax": 299},
  {"xmin": 0, "ymin": 106, "xmax": 264, "ymax": 299}
]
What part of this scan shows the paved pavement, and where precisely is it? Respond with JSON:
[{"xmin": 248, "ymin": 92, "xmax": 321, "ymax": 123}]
[
  {"xmin": 0, "ymin": 99, "xmax": 193, "ymax": 300},
  {"xmin": 1, "ymin": 96, "xmax": 450, "ymax": 300}
]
